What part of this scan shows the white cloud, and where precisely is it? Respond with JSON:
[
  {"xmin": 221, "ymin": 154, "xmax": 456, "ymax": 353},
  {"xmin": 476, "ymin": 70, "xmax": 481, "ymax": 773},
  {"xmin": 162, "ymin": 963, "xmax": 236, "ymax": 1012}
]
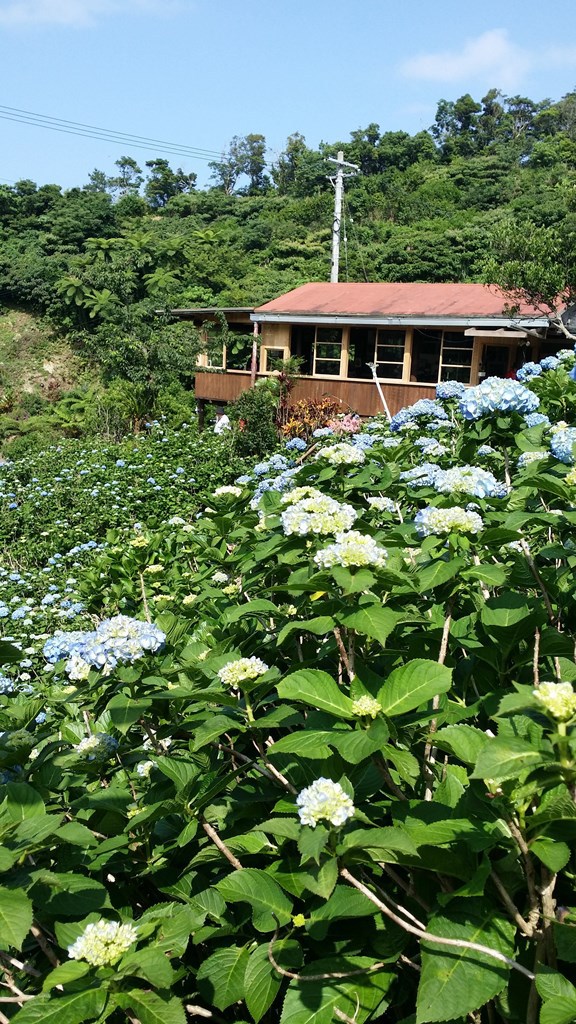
[
  {"xmin": 0, "ymin": 0, "xmax": 182, "ymax": 27},
  {"xmin": 399, "ymin": 29, "xmax": 533, "ymax": 92}
]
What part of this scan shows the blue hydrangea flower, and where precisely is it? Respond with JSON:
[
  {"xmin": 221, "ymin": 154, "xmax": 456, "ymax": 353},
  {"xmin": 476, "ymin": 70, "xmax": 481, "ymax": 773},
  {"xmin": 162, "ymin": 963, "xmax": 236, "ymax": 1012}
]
[
  {"xmin": 0, "ymin": 674, "xmax": 14, "ymax": 695},
  {"xmin": 43, "ymin": 616, "xmax": 165, "ymax": 679},
  {"xmin": 350, "ymin": 434, "xmax": 376, "ymax": 450},
  {"xmin": 550, "ymin": 427, "xmax": 576, "ymax": 465},
  {"xmin": 459, "ymin": 377, "xmax": 540, "ymax": 420},
  {"xmin": 399, "ymin": 463, "xmax": 441, "ymax": 487},
  {"xmin": 436, "ymin": 381, "xmax": 466, "ymax": 399},
  {"xmin": 524, "ymin": 413, "xmax": 550, "ymax": 428},
  {"xmin": 434, "ymin": 465, "xmax": 507, "ymax": 498},
  {"xmin": 390, "ymin": 400, "xmax": 449, "ymax": 432},
  {"xmin": 285, "ymin": 437, "xmax": 307, "ymax": 452},
  {"xmin": 516, "ymin": 362, "xmax": 542, "ymax": 381},
  {"xmin": 540, "ymin": 356, "xmax": 559, "ymax": 371},
  {"xmin": 413, "ymin": 436, "xmax": 448, "ymax": 457}
]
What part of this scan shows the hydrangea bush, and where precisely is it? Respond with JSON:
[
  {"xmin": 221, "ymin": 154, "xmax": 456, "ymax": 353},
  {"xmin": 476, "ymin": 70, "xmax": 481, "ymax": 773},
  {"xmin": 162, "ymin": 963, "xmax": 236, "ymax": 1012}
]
[{"xmin": 2, "ymin": 370, "xmax": 576, "ymax": 1023}]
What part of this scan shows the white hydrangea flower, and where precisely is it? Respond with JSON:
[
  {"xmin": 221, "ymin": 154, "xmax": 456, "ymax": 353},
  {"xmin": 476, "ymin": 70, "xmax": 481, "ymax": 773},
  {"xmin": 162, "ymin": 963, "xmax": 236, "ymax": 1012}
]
[
  {"xmin": 296, "ymin": 778, "xmax": 355, "ymax": 828},
  {"xmin": 314, "ymin": 531, "xmax": 388, "ymax": 569},
  {"xmin": 282, "ymin": 486, "xmax": 325, "ymax": 505},
  {"xmin": 517, "ymin": 450, "xmax": 547, "ymax": 468},
  {"xmin": 65, "ymin": 654, "xmax": 91, "ymax": 681},
  {"xmin": 351, "ymin": 695, "xmax": 382, "ymax": 718},
  {"xmin": 211, "ymin": 571, "xmax": 229, "ymax": 584},
  {"xmin": 73, "ymin": 734, "xmax": 118, "ymax": 760},
  {"xmin": 414, "ymin": 505, "xmax": 484, "ymax": 537},
  {"xmin": 136, "ymin": 760, "xmax": 154, "ymax": 778},
  {"xmin": 314, "ymin": 443, "xmax": 366, "ymax": 465},
  {"xmin": 281, "ymin": 492, "xmax": 357, "ymax": 537},
  {"xmin": 68, "ymin": 919, "xmax": 138, "ymax": 966},
  {"xmin": 533, "ymin": 681, "xmax": 576, "ymax": 722},
  {"xmin": 366, "ymin": 496, "xmax": 396, "ymax": 513},
  {"xmin": 218, "ymin": 656, "xmax": 269, "ymax": 687},
  {"xmin": 214, "ymin": 485, "xmax": 243, "ymax": 497}
]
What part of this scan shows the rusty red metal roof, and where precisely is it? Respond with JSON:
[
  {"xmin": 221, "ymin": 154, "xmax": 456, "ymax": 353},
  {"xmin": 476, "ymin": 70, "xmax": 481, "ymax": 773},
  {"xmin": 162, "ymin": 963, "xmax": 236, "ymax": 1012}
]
[{"xmin": 254, "ymin": 282, "xmax": 544, "ymax": 319}]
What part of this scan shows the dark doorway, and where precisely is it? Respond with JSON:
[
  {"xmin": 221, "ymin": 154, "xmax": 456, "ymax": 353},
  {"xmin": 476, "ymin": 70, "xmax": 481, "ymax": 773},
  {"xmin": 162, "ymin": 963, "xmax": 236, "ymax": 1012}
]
[{"xmin": 482, "ymin": 345, "xmax": 511, "ymax": 379}]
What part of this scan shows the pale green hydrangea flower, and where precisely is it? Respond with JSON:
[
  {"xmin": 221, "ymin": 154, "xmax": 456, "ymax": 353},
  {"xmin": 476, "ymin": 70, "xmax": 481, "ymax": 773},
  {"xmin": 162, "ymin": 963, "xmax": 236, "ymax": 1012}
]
[
  {"xmin": 533, "ymin": 681, "xmax": 576, "ymax": 722},
  {"xmin": 296, "ymin": 778, "xmax": 355, "ymax": 828},
  {"xmin": 214, "ymin": 485, "xmax": 243, "ymax": 497},
  {"xmin": 314, "ymin": 531, "xmax": 388, "ymax": 569},
  {"xmin": 218, "ymin": 656, "xmax": 269, "ymax": 687},
  {"xmin": 68, "ymin": 919, "xmax": 138, "ymax": 966},
  {"xmin": 66, "ymin": 654, "xmax": 91, "ymax": 681},
  {"xmin": 314, "ymin": 443, "xmax": 365, "ymax": 465},
  {"xmin": 352, "ymin": 695, "xmax": 382, "ymax": 718},
  {"xmin": 73, "ymin": 734, "xmax": 118, "ymax": 760},
  {"xmin": 281, "ymin": 492, "xmax": 357, "ymax": 537},
  {"xmin": 282, "ymin": 486, "xmax": 326, "ymax": 505},
  {"xmin": 366, "ymin": 496, "xmax": 396, "ymax": 513},
  {"xmin": 414, "ymin": 505, "xmax": 484, "ymax": 537}
]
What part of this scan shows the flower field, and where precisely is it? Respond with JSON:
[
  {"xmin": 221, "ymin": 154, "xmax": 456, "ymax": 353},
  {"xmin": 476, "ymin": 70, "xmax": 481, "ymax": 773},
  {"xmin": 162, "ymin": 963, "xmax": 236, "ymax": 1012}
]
[{"xmin": 2, "ymin": 358, "xmax": 576, "ymax": 1023}]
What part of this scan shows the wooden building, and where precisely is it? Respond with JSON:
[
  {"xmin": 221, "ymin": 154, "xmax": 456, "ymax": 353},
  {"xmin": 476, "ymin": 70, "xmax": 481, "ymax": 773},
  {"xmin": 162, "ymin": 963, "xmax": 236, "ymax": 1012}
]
[{"xmin": 181, "ymin": 282, "xmax": 560, "ymax": 418}]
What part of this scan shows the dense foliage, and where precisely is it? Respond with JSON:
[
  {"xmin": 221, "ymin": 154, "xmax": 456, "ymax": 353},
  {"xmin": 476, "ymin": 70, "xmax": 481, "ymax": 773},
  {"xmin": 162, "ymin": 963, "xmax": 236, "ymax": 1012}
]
[
  {"xmin": 2, "ymin": 351, "xmax": 576, "ymax": 1022},
  {"xmin": 2, "ymin": 88, "xmax": 576, "ymax": 331},
  {"xmin": 1, "ymin": 86, "xmax": 576, "ymax": 451}
]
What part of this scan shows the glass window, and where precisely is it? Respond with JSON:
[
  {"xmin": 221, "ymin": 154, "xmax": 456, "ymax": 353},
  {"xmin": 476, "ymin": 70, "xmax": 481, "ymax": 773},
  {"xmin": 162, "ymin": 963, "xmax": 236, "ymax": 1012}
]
[
  {"xmin": 207, "ymin": 349, "xmax": 224, "ymax": 368},
  {"xmin": 412, "ymin": 329, "xmax": 473, "ymax": 384},
  {"xmin": 412, "ymin": 329, "xmax": 442, "ymax": 383},
  {"xmin": 348, "ymin": 327, "xmax": 405, "ymax": 379},
  {"xmin": 376, "ymin": 329, "xmax": 405, "ymax": 380},
  {"xmin": 348, "ymin": 327, "xmax": 376, "ymax": 379},
  {"xmin": 264, "ymin": 348, "xmax": 285, "ymax": 369},
  {"xmin": 225, "ymin": 326, "xmax": 254, "ymax": 371},
  {"xmin": 290, "ymin": 325, "xmax": 314, "ymax": 375},
  {"xmin": 440, "ymin": 332, "xmax": 473, "ymax": 383},
  {"xmin": 314, "ymin": 327, "xmax": 342, "ymax": 376}
]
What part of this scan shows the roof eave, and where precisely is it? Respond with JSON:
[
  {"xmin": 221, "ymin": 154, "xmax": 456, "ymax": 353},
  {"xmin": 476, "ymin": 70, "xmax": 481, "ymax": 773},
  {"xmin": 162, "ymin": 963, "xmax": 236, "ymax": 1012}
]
[{"xmin": 251, "ymin": 312, "xmax": 551, "ymax": 328}]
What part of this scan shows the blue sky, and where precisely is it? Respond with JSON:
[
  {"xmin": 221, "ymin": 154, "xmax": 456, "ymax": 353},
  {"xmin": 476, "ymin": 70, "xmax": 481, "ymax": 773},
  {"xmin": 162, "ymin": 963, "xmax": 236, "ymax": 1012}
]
[{"xmin": 1, "ymin": 0, "xmax": 575, "ymax": 190}]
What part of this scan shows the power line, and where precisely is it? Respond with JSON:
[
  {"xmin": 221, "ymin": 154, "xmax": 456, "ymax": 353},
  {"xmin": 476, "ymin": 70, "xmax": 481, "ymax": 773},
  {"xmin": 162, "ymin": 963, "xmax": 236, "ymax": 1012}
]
[{"xmin": 0, "ymin": 104, "xmax": 225, "ymax": 163}]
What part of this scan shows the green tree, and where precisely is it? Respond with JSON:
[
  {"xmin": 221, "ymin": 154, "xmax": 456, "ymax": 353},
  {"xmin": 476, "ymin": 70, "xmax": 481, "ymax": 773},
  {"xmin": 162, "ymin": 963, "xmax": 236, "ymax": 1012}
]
[
  {"xmin": 484, "ymin": 215, "xmax": 576, "ymax": 335},
  {"xmin": 108, "ymin": 156, "xmax": 143, "ymax": 198},
  {"xmin": 144, "ymin": 158, "xmax": 197, "ymax": 208},
  {"xmin": 209, "ymin": 134, "xmax": 269, "ymax": 194},
  {"xmin": 84, "ymin": 168, "xmax": 111, "ymax": 193},
  {"xmin": 431, "ymin": 93, "xmax": 482, "ymax": 158}
]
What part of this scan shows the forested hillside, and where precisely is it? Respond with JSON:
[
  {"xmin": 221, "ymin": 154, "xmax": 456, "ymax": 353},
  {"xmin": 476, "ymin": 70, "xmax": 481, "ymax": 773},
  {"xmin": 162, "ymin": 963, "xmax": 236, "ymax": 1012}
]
[{"xmin": 0, "ymin": 87, "xmax": 575, "ymax": 449}]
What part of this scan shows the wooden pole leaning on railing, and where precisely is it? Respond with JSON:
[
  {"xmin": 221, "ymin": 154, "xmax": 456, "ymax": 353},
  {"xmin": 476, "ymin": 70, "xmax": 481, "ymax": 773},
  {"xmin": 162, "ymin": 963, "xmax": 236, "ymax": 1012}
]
[{"xmin": 367, "ymin": 362, "xmax": 392, "ymax": 421}]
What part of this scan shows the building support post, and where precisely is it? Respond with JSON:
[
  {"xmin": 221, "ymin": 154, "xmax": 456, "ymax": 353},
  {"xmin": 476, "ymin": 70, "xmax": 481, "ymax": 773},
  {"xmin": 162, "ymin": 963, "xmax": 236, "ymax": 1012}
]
[{"xmin": 250, "ymin": 321, "xmax": 259, "ymax": 387}]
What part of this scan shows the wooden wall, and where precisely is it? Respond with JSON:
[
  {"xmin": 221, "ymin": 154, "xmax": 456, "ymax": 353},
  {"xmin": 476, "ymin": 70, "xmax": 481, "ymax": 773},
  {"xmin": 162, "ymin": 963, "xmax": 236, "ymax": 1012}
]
[{"xmin": 194, "ymin": 371, "xmax": 437, "ymax": 417}]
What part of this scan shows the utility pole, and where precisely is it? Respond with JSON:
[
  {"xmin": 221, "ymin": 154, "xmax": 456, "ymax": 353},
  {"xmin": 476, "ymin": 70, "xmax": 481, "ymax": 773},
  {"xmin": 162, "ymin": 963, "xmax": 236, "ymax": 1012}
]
[{"xmin": 327, "ymin": 150, "xmax": 359, "ymax": 283}]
